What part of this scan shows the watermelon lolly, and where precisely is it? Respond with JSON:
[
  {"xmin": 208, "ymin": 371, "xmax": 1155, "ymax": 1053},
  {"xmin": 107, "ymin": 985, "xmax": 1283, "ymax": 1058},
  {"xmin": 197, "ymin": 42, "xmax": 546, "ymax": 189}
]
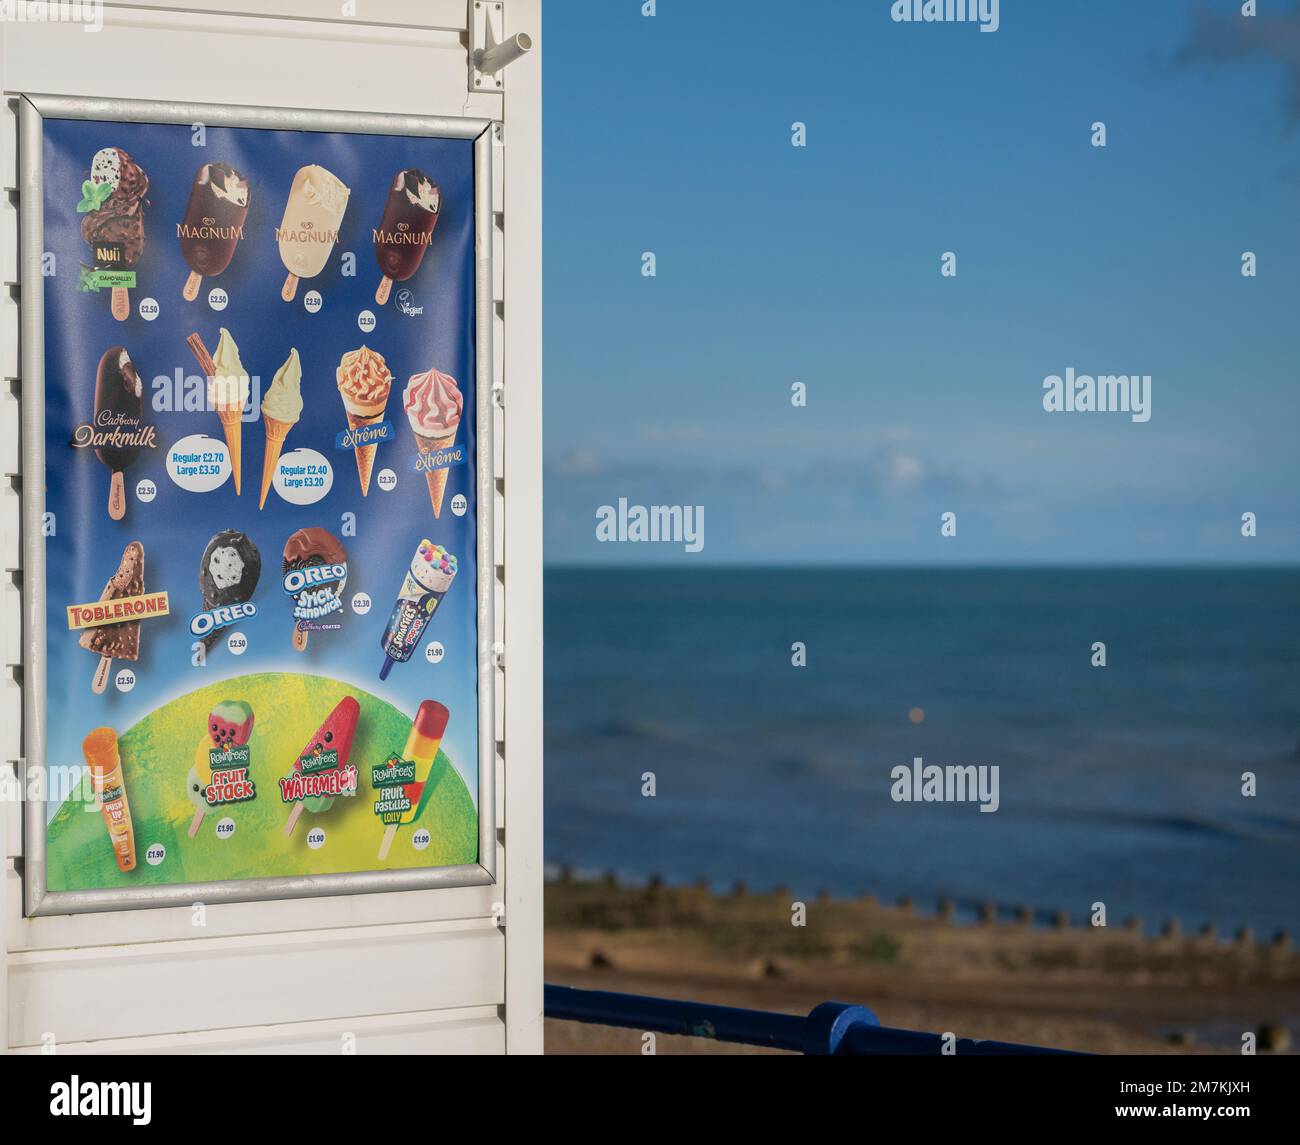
[{"xmin": 281, "ymin": 696, "xmax": 360, "ymax": 837}]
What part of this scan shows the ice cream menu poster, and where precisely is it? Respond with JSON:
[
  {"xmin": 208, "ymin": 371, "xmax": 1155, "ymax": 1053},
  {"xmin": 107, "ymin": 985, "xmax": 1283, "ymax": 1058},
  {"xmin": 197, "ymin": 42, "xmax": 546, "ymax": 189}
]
[{"xmin": 36, "ymin": 115, "xmax": 483, "ymax": 894}]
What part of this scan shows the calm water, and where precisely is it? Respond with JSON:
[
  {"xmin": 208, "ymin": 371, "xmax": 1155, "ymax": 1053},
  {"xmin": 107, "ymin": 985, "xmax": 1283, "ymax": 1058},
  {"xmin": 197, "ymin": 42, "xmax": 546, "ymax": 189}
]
[{"xmin": 544, "ymin": 568, "xmax": 1300, "ymax": 935}]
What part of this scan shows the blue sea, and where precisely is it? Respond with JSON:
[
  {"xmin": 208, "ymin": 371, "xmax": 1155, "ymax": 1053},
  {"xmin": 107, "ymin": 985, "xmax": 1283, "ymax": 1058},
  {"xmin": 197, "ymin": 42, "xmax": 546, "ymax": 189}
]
[{"xmin": 545, "ymin": 568, "xmax": 1300, "ymax": 936}]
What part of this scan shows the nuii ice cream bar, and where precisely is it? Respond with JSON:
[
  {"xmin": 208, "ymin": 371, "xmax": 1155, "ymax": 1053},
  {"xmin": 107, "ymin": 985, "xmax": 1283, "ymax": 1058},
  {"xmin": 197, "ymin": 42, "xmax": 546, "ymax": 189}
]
[
  {"xmin": 378, "ymin": 541, "xmax": 457, "ymax": 679},
  {"xmin": 83, "ymin": 727, "xmax": 136, "ymax": 873}
]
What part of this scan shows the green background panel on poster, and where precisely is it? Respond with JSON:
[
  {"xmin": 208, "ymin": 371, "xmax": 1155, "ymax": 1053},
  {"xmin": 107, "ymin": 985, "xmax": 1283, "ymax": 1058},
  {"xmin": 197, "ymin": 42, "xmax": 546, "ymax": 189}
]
[{"xmin": 47, "ymin": 672, "xmax": 478, "ymax": 890}]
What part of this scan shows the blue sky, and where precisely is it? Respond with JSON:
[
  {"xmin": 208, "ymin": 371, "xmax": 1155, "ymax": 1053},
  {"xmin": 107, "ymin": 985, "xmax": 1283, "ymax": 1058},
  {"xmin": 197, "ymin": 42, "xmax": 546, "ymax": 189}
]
[{"xmin": 543, "ymin": 1, "xmax": 1300, "ymax": 564}]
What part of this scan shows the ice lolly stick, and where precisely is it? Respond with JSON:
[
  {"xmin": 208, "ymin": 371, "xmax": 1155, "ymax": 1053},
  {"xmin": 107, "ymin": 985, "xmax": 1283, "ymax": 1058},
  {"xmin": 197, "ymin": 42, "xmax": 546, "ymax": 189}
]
[
  {"xmin": 281, "ymin": 273, "xmax": 299, "ymax": 302},
  {"xmin": 183, "ymin": 271, "xmax": 202, "ymax": 301},
  {"xmin": 375, "ymin": 276, "xmax": 393, "ymax": 306},
  {"xmin": 293, "ymin": 626, "xmax": 309, "ymax": 652},
  {"xmin": 283, "ymin": 801, "xmax": 305, "ymax": 836},
  {"xmin": 91, "ymin": 656, "xmax": 112, "ymax": 694},
  {"xmin": 110, "ymin": 287, "xmax": 130, "ymax": 322},
  {"xmin": 188, "ymin": 808, "xmax": 205, "ymax": 838},
  {"xmin": 107, "ymin": 471, "xmax": 126, "ymax": 521}
]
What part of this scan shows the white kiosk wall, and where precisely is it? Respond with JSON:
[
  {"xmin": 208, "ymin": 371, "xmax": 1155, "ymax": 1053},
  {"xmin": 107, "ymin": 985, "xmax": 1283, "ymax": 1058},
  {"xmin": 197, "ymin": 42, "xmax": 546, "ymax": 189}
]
[{"xmin": 0, "ymin": 0, "xmax": 542, "ymax": 1054}]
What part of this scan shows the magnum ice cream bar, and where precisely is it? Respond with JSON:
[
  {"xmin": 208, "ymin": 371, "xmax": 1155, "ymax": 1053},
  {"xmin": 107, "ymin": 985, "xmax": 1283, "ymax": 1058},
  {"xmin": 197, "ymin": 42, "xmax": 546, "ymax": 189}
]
[
  {"xmin": 78, "ymin": 147, "xmax": 148, "ymax": 322},
  {"xmin": 276, "ymin": 164, "xmax": 350, "ymax": 302},
  {"xmin": 178, "ymin": 161, "xmax": 250, "ymax": 301},
  {"xmin": 373, "ymin": 169, "xmax": 440, "ymax": 305},
  {"xmin": 83, "ymin": 727, "xmax": 136, "ymax": 873},
  {"xmin": 90, "ymin": 347, "xmax": 145, "ymax": 521}
]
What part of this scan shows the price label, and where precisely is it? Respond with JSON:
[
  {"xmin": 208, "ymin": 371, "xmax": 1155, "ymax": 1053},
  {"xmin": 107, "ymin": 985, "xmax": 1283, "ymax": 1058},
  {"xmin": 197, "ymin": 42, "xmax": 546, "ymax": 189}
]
[
  {"xmin": 273, "ymin": 448, "xmax": 334, "ymax": 506},
  {"xmin": 215, "ymin": 816, "xmax": 236, "ymax": 839},
  {"xmin": 166, "ymin": 433, "xmax": 232, "ymax": 493},
  {"xmin": 307, "ymin": 827, "xmax": 326, "ymax": 851},
  {"xmin": 304, "ymin": 290, "xmax": 323, "ymax": 314},
  {"xmin": 357, "ymin": 309, "xmax": 377, "ymax": 333},
  {"xmin": 376, "ymin": 468, "xmax": 397, "ymax": 492},
  {"xmin": 114, "ymin": 667, "xmax": 136, "ymax": 693},
  {"xmin": 351, "ymin": 593, "xmax": 372, "ymax": 615},
  {"xmin": 424, "ymin": 641, "xmax": 445, "ymax": 664},
  {"xmin": 208, "ymin": 287, "xmax": 229, "ymax": 312},
  {"xmin": 138, "ymin": 297, "xmax": 160, "ymax": 321},
  {"xmin": 450, "ymin": 494, "xmax": 468, "ymax": 517},
  {"xmin": 135, "ymin": 479, "xmax": 157, "ymax": 504},
  {"xmin": 227, "ymin": 632, "xmax": 249, "ymax": 656},
  {"xmin": 145, "ymin": 843, "xmax": 166, "ymax": 867},
  {"xmin": 412, "ymin": 829, "xmax": 431, "ymax": 852}
]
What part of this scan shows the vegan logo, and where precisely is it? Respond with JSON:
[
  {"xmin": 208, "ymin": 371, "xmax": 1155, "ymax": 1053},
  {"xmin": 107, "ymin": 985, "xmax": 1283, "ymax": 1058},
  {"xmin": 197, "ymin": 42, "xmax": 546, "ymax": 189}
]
[{"xmin": 395, "ymin": 288, "xmax": 424, "ymax": 316}]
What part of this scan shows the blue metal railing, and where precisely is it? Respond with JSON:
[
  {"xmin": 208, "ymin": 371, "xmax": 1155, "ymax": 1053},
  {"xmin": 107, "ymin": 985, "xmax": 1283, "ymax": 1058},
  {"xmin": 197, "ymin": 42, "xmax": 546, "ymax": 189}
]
[{"xmin": 544, "ymin": 984, "xmax": 1085, "ymax": 1055}]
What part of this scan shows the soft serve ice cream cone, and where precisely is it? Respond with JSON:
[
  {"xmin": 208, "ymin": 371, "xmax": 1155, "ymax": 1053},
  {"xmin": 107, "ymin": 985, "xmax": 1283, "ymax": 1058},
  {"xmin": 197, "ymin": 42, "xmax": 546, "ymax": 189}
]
[
  {"xmin": 207, "ymin": 327, "xmax": 251, "ymax": 495},
  {"xmin": 259, "ymin": 347, "xmax": 303, "ymax": 509},
  {"xmin": 403, "ymin": 367, "xmax": 463, "ymax": 517},
  {"xmin": 336, "ymin": 346, "xmax": 393, "ymax": 496}
]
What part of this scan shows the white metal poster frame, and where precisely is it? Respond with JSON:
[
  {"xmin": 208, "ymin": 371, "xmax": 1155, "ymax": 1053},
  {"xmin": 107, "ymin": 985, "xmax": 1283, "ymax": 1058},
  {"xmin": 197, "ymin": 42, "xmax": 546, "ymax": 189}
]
[{"xmin": 19, "ymin": 94, "xmax": 499, "ymax": 916}]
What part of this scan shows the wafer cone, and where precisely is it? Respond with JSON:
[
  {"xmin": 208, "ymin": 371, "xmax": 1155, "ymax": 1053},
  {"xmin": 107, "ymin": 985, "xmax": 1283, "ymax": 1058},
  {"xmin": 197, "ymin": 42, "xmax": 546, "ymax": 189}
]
[
  {"xmin": 217, "ymin": 404, "xmax": 243, "ymax": 494},
  {"xmin": 347, "ymin": 410, "xmax": 383, "ymax": 495},
  {"xmin": 415, "ymin": 430, "xmax": 458, "ymax": 517},
  {"xmin": 260, "ymin": 416, "xmax": 295, "ymax": 510}
]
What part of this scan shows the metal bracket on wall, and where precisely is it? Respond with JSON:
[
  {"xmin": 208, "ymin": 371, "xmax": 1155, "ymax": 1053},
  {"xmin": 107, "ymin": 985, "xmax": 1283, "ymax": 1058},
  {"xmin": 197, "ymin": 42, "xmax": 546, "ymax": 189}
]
[{"xmin": 468, "ymin": 0, "xmax": 533, "ymax": 94}]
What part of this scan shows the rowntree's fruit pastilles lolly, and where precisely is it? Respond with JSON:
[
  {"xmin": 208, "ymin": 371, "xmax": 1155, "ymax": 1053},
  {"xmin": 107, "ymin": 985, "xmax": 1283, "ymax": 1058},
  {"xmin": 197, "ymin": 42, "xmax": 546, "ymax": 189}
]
[
  {"xmin": 378, "ymin": 540, "xmax": 457, "ymax": 680},
  {"xmin": 82, "ymin": 727, "xmax": 136, "ymax": 872},
  {"xmin": 375, "ymin": 701, "xmax": 450, "ymax": 860}
]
